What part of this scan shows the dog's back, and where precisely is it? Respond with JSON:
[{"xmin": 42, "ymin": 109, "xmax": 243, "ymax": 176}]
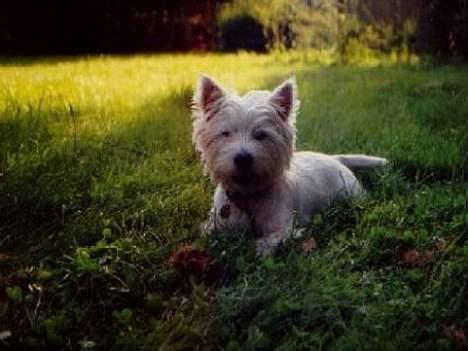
[{"xmin": 288, "ymin": 152, "xmax": 364, "ymax": 224}]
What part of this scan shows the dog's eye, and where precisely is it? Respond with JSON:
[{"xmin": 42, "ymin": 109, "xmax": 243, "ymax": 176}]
[
  {"xmin": 220, "ymin": 131, "xmax": 231, "ymax": 137},
  {"xmin": 253, "ymin": 131, "xmax": 268, "ymax": 141}
]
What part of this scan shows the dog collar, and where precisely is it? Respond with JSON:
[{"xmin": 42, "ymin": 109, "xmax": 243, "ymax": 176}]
[
  {"xmin": 224, "ymin": 190, "xmax": 260, "ymax": 236},
  {"xmin": 225, "ymin": 188, "xmax": 269, "ymax": 214},
  {"xmin": 225, "ymin": 190, "xmax": 252, "ymax": 212}
]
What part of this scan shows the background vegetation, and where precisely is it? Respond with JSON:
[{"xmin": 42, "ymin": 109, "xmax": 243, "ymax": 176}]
[
  {"xmin": 0, "ymin": 0, "xmax": 467, "ymax": 60},
  {"xmin": 1, "ymin": 53, "xmax": 467, "ymax": 349},
  {"xmin": 218, "ymin": 0, "xmax": 468, "ymax": 61}
]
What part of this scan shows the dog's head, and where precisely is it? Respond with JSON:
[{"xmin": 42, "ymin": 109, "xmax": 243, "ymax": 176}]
[{"xmin": 192, "ymin": 75, "xmax": 299, "ymax": 195}]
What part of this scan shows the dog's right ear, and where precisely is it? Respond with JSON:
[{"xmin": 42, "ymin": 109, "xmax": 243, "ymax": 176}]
[
  {"xmin": 193, "ymin": 75, "xmax": 225, "ymax": 117},
  {"xmin": 269, "ymin": 77, "xmax": 298, "ymax": 123}
]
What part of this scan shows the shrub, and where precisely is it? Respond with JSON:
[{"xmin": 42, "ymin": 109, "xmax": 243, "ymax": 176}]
[
  {"xmin": 218, "ymin": 13, "xmax": 267, "ymax": 52},
  {"xmin": 217, "ymin": 0, "xmax": 343, "ymax": 51}
]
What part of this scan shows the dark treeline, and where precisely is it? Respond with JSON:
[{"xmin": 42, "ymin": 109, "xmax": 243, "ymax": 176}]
[
  {"xmin": 0, "ymin": 0, "xmax": 467, "ymax": 59},
  {"xmin": 421, "ymin": 0, "xmax": 468, "ymax": 59},
  {"xmin": 0, "ymin": 0, "xmax": 220, "ymax": 54},
  {"xmin": 363, "ymin": 0, "xmax": 468, "ymax": 59}
]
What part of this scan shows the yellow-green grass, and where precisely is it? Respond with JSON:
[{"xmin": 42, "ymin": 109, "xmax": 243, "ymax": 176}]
[{"xmin": 1, "ymin": 53, "xmax": 467, "ymax": 349}]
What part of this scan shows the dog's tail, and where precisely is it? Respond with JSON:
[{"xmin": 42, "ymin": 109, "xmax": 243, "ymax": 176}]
[{"xmin": 333, "ymin": 154, "xmax": 388, "ymax": 171}]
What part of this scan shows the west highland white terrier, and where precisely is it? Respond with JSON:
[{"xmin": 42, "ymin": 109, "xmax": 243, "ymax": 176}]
[{"xmin": 192, "ymin": 75, "xmax": 387, "ymax": 256}]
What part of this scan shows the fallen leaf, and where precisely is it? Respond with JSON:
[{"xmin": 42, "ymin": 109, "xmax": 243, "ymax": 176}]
[
  {"xmin": 168, "ymin": 244, "xmax": 219, "ymax": 284},
  {"xmin": 443, "ymin": 325, "xmax": 468, "ymax": 350},
  {"xmin": 302, "ymin": 238, "xmax": 318, "ymax": 253},
  {"xmin": 435, "ymin": 238, "xmax": 447, "ymax": 251},
  {"xmin": 0, "ymin": 254, "xmax": 13, "ymax": 267},
  {"xmin": 400, "ymin": 248, "xmax": 434, "ymax": 267},
  {"xmin": 400, "ymin": 249, "xmax": 420, "ymax": 266}
]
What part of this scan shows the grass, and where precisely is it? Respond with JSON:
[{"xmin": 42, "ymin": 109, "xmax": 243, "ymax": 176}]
[{"xmin": 0, "ymin": 52, "xmax": 467, "ymax": 350}]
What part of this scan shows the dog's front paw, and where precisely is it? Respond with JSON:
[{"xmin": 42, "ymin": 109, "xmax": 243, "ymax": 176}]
[
  {"xmin": 256, "ymin": 229, "xmax": 290, "ymax": 257},
  {"xmin": 200, "ymin": 212, "xmax": 216, "ymax": 237},
  {"xmin": 256, "ymin": 237, "xmax": 276, "ymax": 257},
  {"xmin": 292, "ymin": 227, "xmax": 307, "ymax": 239}
]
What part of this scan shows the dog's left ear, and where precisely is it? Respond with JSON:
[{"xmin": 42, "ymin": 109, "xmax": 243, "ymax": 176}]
[{"xmin": 269, "ymin": 77, "xmax": 299, "ymax": 122}]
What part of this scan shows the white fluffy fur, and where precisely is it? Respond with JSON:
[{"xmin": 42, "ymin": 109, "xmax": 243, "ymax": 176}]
[{"xmin": 192, "ymin": 75, "xmax": 388, "ymax": 256}]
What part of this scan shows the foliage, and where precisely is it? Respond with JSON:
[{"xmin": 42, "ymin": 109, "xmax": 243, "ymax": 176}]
[
  {"xmin": 218, "ymin": 0, "xmax": 468, "ymax": 61},
  {"xmin": 0, "ymin": 53, "xmax": 467, "ymax": 349},
  {"xmin": 218, "ymin": 0, "xmax": 345, "ymax": 50},
  {"xmin": 0, "ymin": 1, "xmax": 467, "ymax": 60},
  {"xmin": 217, "ymin": 0, "xmax": 427, "ymax": 64},
  {"xmin": 218, "ymin": 13, "xmax": 267, "ymax": 52}
]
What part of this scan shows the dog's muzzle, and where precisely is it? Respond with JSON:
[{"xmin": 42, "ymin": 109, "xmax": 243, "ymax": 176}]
[
  {"xmin": 232, "ymin": 173, "xmax": 252, "ymax": 185},
  {"xmin": 233, "ymin": 151, "xmax": 253, "ymax": 170}
]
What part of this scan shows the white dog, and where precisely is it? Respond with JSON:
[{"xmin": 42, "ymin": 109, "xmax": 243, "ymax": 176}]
[{"xmin": 192, "ymin": 75, "xmax": 387, "ymax": 256}]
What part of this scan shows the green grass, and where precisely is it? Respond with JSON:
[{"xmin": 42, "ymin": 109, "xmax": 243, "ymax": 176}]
[{"xmin": 0, "ymin": 53, "xmax": 467, "ymax": 350}]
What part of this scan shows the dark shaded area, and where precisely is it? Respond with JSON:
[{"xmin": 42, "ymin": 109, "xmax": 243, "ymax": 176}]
[
  {"xmin": 0, "ymin": 0, "xmax": 467, "ymax": 58},
  {"xmin": 0, "ymin": 89, "xmax": 208, "ymax": 349},
  {"xmin": 218, "ymin": 14, "xmax": 267, "ymax": 52},
  {"xmin": 0, "ymin": 0, "xmax": 221, "ymax": 55},
  {"xmin": 415, "ymin": 0, "xmax": 468, "ymax": 59}
]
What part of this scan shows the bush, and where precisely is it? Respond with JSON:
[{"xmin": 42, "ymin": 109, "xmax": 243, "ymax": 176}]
[
  {"xmin": 218, "ymin": 13, "xmax": 267, "ymax": 53},
  {"xmin": 216, "ymin": 0, "xmax": 441, "ymax": 62}
]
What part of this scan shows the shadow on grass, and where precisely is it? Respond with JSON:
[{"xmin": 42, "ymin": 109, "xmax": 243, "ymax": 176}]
[
  {"xmin": 0, "ymin": 55, "xmax": 134, "ymax": 67},
  {"xmin": 0, "ymin": 84, "xmax": 205, "ymax": 257},
  {"xmin": 382, "ymin": 80, "xmax": 468, "ymax": 182},
  {"xmin": 0, "ymin": 81, "xmax": 216, "ymax": 349}
]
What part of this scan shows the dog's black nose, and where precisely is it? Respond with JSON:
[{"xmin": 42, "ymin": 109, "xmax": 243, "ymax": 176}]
[{"xmin": 234, "ymin": 151, "xmax": 253, "ymax": 169}]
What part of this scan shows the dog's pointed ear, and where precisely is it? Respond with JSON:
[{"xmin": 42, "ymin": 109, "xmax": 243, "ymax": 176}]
[
  {"xmin": 193, "ymin": 75, "xmax": 225, "ymax": 116},
  {"xmin": 269, "ymin": 77, "xmax": 299, "ymax": 122}
]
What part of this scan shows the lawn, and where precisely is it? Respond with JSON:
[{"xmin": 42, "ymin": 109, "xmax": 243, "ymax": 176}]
[{"xmin": 0, "ymin": 53, "xmax": 467, "ymax": 350}]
